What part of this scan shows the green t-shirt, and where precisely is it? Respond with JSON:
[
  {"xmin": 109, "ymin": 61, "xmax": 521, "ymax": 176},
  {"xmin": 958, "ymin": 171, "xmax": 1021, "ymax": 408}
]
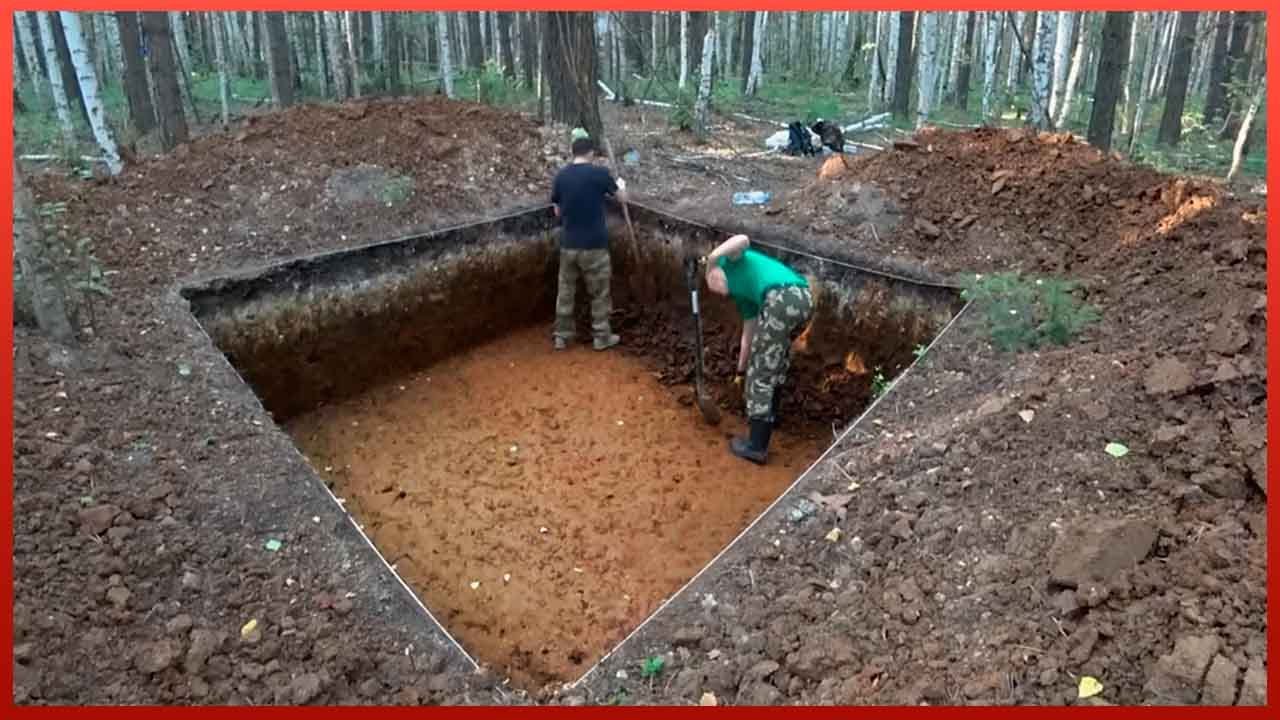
[{"xmin": 716, "ymin": 249, "xmax": 807, "ymax": 320}]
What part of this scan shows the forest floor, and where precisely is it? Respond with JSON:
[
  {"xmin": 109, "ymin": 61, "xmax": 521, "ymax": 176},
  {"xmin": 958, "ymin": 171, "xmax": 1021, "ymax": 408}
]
[{"xmin": 12, "ymin": 95, "xmax": 1268, "ymax": 706}]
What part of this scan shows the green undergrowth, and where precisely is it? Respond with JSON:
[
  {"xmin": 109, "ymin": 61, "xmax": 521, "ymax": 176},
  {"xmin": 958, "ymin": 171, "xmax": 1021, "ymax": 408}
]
[{"xmin": 961, "ymin": 272, "xmax": 1100, "ymax": 353}]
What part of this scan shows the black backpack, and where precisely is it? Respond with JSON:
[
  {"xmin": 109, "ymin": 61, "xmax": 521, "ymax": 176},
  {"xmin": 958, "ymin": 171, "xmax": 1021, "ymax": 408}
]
[{"xmin": 785, "ymin": 121, "xmax": 817, "ymax": 156}]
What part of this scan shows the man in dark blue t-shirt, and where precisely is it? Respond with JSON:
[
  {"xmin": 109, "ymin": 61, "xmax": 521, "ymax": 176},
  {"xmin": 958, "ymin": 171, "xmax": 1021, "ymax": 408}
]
[{"xmin": 549, "ymin": 137, "xmax": 629, "ymax": 351}]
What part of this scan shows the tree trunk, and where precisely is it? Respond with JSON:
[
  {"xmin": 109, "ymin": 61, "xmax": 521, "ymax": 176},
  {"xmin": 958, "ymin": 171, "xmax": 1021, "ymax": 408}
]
[
  {"xmin": 385, "ymin": 13, "xmax": 402, "ymax": 94},
  {"xmin": 264, "ymin": 12, "xmax": 294, "ymax": 107},
  {"xmin": 981, "ymin": 12, "xmax": 1001, "ymax": 121},
  {"xmin": 520, "ymin": 12, "xmax": 535, "ymax": 90},
  {"xmin": 114, "ymin": 11, "xmax": 155, "ymax": 134},
  {"xmin": 1128, "ymin": 14, "xmax": 1160, "ymax": 152},
  {"xmin": 1004, "ymin": 11, "xmax": 1023, "ymax": 92},
  {"xmin": 1057, "ymin": 15, "xmax": 1088, "ymax": 127},
  {"xmin": 1087, "ymin": 12, "xmax": 1133, "ymax": 151},
  {"xmin": 49, "ymin": 13, "xmax": 93, "ymax": 132},
  {"xmin": 1119, "ymin": 12, "xmax": 1142, "ymax": 135},
  {"xmin": 955, "ymin": 11, "xmax": 978, "ymax": 109},
  {"xmin": 1226, "ymin": 73, "xmax": 1264, "ymax": 182},
  {"xmin": 169, "ymin": 12, "xmax": 192, "ymax": 76},
  {"xmin": 465, "ymin": 12, "xmax": 483, "ymax": 70},
  {"xmin": 212, "ymin": 12, "xmax": 230, "ymax": 125},
  {"xmin": 1218, "ymin": 11, "xmax": 1258, "ymax": 139},
  {"xmin": 1146, "ymin": 12, "xmax": 1173, "ymax": 101},
  {"xmin": 543, "ymin": 12, "xmax": 602, "ymax": 140},
  {"xmin": 890, "ymin": 12, "xmax": 914, "ymax": 119},
  {"xmin": 59, "ymin": 12, "xmax": 123, "ymax": 174},
  {"xmin": 497, "ymin": 12, "xmax": 515, "ymax": 80},
  {"xmin": 313, "ymin": 12, "xmax": 329, "ymax": 97},
  {"xmin": 694, "ymin": 27, "xmax": 716, "ymax": 139},
  {"xmin": 16, "ymin": 12, "xmax": 44, "ymax": 95},
  {"xmin": 915, "ymin": 12, "xmax": 940, "ymax": 129},
  {"xmin": 1156, "ymin": 12, "xmax": 1198, "ymax": 145},
  {"xmin": 141, "ymin": 12, "xmax": 188, "ymax": 149},
  {"xmin": 1049, "ymin": 12, "xmax": 1075, "ymax": 121},
  {"xmin": 651, "ymin": 12, "xmax": 660, "ymax": 77},
  {"xmin": 679, "ymin": 12, "xmax": 689, "ymax": 89},
  {"xmin": 738, "ymin": 11, "xmax": 755, "ymax": 93},
  {"xmin": 1018, "ymin": 12, "xmax": 1037, "ymax": 84},
  {"xmin": 324, "ymin": 12, "xmax": 348, "ymax": 99},
  {"xmin": 869, "ymin": 12, "xmax": 886, "ymax": 109},
  {"xmin": 13, "ymin": 159, "xmax": 78, "ymax": 345},
  {"xmin": 36, "ymin": 12, "xmax": 76, "ymax": 145},
  {"xmin": 345, "ymin": 11, "xmax": 361, "ymax": 97},
  {"xmin": 436, "ymin": 12, "xmax": 454, "ymax": 98},
  {"xmin": 745, "ymin": 11, "xmax": 766, "ymax": 95},
  {"xmin": 1028, "ymin": 11, "xmax": 1056, "ymax": 129}
]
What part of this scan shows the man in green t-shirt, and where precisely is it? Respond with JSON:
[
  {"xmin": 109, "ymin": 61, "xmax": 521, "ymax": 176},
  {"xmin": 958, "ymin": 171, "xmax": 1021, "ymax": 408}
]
[{"xmin": 701, "ymin": 234, "xmax": 813, "ymax": 464}]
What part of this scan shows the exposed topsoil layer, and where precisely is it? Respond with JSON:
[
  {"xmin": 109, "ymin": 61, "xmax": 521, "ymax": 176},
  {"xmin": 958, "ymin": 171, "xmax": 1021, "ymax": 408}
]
[{"xmin": 13, "ymin": 95, "xmax": 1268, "ymax": 707}]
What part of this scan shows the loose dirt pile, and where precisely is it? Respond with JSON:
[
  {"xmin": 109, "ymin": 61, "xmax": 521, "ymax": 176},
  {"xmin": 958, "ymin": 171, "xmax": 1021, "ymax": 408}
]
[
  {"xmin": 13, "ymin": 99, "xmax": 1267, "ymax": 707},
  {"xmin": 571, "ymin": 127, "xmax": 1267, "ymax": 706}
]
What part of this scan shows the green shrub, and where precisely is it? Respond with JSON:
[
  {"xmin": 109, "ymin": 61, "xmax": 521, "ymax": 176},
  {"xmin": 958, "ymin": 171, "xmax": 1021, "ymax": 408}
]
[{"xmin": 960, "ymin": 272, "xmax": 1099, "ymax": 352}]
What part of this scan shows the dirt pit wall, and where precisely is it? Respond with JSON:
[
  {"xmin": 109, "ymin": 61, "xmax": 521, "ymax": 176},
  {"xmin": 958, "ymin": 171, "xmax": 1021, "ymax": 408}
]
[{"xmin": 183, "ymin": 201, "xmax": 964, "ymax": 435}]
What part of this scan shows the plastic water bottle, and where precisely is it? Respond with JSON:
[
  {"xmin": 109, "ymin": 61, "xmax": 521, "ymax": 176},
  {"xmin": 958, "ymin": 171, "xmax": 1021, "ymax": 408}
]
[{"xmin": 732, "ymin": 191, "xmax": 772, "ymax": 205}]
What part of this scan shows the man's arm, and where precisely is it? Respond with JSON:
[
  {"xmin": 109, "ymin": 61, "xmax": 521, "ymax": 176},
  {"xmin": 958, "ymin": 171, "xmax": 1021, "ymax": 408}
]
[
  {"xmin": 738, "ymin": 318, "xmax": 757, "ymax": 373},
  {"xmin": 708, "ymin": 234, "xmax": 750, "ymax": 264}
]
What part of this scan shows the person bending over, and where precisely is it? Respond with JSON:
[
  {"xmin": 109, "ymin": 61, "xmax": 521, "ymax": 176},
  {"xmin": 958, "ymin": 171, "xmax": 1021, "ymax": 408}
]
[{"xmin": 702, "ymin": 234, "xmax": 813, "ymax": 465}]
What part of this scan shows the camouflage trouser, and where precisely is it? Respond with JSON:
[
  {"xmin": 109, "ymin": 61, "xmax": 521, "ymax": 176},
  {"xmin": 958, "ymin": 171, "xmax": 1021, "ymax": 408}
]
[
  {"xmin": 553, "ymin": 248, "xmax": 612, "ymax": 341},
  {"xmin": 745, "ymin": 284, "xmax": 813, "ymax": 421}
]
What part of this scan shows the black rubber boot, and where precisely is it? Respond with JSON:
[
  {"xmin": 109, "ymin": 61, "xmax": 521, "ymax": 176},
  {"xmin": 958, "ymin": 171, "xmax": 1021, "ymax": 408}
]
[
  {"xmin": 730, "ymin": 418, "xmax": 773, "ymax": 465},
  {"xmin": 769, "ymin": 386, "xmax": 783, "ymax": 429}
]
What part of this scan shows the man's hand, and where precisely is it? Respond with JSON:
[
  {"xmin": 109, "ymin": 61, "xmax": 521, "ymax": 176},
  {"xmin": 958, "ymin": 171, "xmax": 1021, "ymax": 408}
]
[
  {"xmin": 733, "ymin": 373, "xmax": 744, "ymax": 388},
  {"xmin": 616, "ymin": 177, "xmax": 627, "ymax": 191}
]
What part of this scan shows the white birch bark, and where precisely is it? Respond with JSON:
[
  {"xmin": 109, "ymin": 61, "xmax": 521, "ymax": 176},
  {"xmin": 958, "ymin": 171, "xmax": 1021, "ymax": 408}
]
[
  {"xmin": 59, "ymin": 12, "xmax": 121, "ymax": 174},
  {"xmin": 694, "ymin": 28, "xmax": 716, "ymax": 135},
  {"xmin": 1120, "ymin": 11, "xmax": 1141, "ymax": 135},
  {"xmin": 372, "ymin": 11, "xmax": 383, "ymax": 66},
  {"xmin": 1056, "ymin": 16, "xmax": 1087, "ymax": 127},
  {"xmin": 1029, "ymin": 11, "xmax": 1056, "ymax": 129},
  {"xmin": 1006, "ymin": 11, "xmax": 1024, "ymax": 92},
  {"xmin": 345, "ymin": 11, "xmax": 361, "ymax": 97},
  {"xmin": 213, "ymin": 12, "xmax": 230, "ymax": 124},
  {"xmin": 1049, "ymin": 11, "xmax": 1074, "ymax": 120},
  {"xmin": 981, "ymin": 11, "xmax": 1001, "ymax": 121},
  {"xmin": 16, "ymin": 12, "xmax": 44, "ymax": 94},
  {"xmin": 312, "ymin": 12, "xmax": 327, "ymax": 97},
  {"xmin": 868, "ymin": 11, "xmax": 885, "ymax": 110},
  {"xmin": 916, "ymin": 12, "xmax": 940, "ymax": 129},
  {"xmin": 946, "ymin": 13, "xmax": 966, "ymax": 100},
  {"xmin": 1226, "ymin": 73, "xmax": 1264, "ymax": 182},
  {"xmin": 324, "ymin": 12, "xmax": 348, "ymax": 99},
  {"xmin": 746, "ymin": 11, "xmax": 766, "ymax": 95},
  {"xmin": 169, "ymin": 12, "xmax": 192, "ymax": 75},
  {"xmin": 679, "ymin": 12, "xmax": 688, "ymax": 89},
  {"xmin": 436, "ymin": 12, "xmax": 454, "ymax": 98},
  {"xmin": 1147, "ymin": 12, "xmax": 1173, "ymax": 100},
  {"xmin": 36, "ymin": 12, "xmax": 76, "ymax": 145},
  {"xmin": 652, "ymin": 12, "xmax": 659, "ymax": 74},
  {"xmin": 885, "ymin": 11, "xmax": 900, "ymax": 97}
]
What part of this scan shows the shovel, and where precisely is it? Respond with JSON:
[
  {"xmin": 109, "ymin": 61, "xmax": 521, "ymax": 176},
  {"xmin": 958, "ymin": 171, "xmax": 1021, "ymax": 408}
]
[
  {"xmin": 603, "ymin": 139, "xmax": 650, "ymax": 300},
  {"xmin": 684, "ymin": 257, "xmax": 722, "ymax": 426}
]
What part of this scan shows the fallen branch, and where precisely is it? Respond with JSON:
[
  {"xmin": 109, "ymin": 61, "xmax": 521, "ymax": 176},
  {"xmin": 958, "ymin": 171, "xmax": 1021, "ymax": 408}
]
[
  {"xmin": 843, "ymin": 112, "xmax": 891, "ymax": 133},
  {"xmin": 733, "ymin": 111, "xmax": 787, "ymax": 127},
  {"xmin": 598, "ymin": 79, "xmax": 616, "ymax": 101}
]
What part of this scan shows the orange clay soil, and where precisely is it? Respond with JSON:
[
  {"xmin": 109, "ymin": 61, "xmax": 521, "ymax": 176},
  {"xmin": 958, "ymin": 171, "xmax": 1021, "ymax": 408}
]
[{"xmin": 286, "ymin": 325, "xmax": 826, "ymax": 689}]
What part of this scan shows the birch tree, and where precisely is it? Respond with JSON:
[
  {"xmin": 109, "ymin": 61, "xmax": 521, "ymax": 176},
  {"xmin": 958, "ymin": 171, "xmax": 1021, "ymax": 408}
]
[
  {"xmin": 868, "ymin": 12, "xmax": 885, "ymax": 109},
  {"xmin": 981, "ymin": 12, "xmax": 1001, "ymax": 121},
  {"xmin": 1119, "ymin": 11, "xmax": 1142, "ymax": 135},
  {"xmin": 745, "ymin": 11, "xmax": 766, "ymax": 95},
  {"xmin": 36, "ymin": 12, "xmax": 76, "ymax": 146},
  {"xmin": 1129, "ymin": 13, "xmax": 1159, "ymax": 152},
  {"xmin": 915, "ymin": 12, "xmax": 940, "ymax": 129},
  {"xmin": 324, "ymin": 12, "xmax": 348, "ymax": 99},
  {"xmin": 15, "ymin": 13, "xmax": 44, "ymax": 95},
  {"xmin": 345, "ymin": 11, "xmax": 361, "ymax": 97},
  {"xmin": 1087, "ymin": 12, "xmax": 1133, "ymax": 151},
  {"xmin": 1056, "ymin": 15, "xmax": 1088, "ymax": 127},
  {"xmin": 1226, "ymin": 73, "xmax": 1264, "ymax": 182},
  {"xmin": 212, "ymin": 12, "xmax": 230, "ymax": 125},
  {"xmin": 1028, "ymin": 11, "xmax": 1056, "ymax": 129},
  {"xmin": 679, "ymin": 12, "xmax": 688, "ymax": 89},
  {"xmin": 946, "ymin": 13, "xmax": 965, "ymax": 101},
  {"xmin": 1049, "ymin": 12, "xmax": 1075, "ymax": 121},
  {"xmin": 694, "ymin": 27, "xmax": 716, "ymax": 138},
  {"xmin": 1006, "ymin": 12, "xmax": 1025, "ymax": 92},
  {"xmin": 885, "ymin": 12, "xmax": 900, "ymax": 100},
  {"xmin": 59, "ymin": 11, "xmax": 122, "ymax": 174},
  {"xmin": 436, "ymin": 12, "xmax": 454, "ymax": 98},
  {"xmin": 1155, "ymin": 11, "xmax": 1199, "ymax": 145}
]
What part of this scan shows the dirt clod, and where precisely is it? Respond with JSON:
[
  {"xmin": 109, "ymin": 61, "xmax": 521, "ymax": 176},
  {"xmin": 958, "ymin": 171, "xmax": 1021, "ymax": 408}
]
[
  {"xmin": 1144, "ymin": 635, "xmax": 1222, "ymax": 704},
  {"xmin": 1049, "ymin": 518, "xmax": 1157, "ymax": 590}
]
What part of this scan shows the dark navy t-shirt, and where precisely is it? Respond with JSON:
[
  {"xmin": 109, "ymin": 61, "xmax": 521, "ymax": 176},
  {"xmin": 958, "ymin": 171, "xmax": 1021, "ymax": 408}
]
[{"xmin": 551, "ymin": 163, "xmax": 618, "ymax": 250}]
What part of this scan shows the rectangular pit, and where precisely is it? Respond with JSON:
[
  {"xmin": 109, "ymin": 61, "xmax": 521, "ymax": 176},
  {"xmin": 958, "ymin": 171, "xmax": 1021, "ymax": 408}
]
[{"xmin": 181, "ymin": 202, "xmax": 965, "ymax": 692}]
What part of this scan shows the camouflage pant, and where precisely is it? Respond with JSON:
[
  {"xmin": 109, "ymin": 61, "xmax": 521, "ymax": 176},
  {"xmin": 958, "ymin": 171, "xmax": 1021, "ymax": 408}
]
[
  {"xmin": 553, "ymin": 248, "xmax": 612, "ymax": 341},
  {"xmin": 745, "ymin": 285, "xmax": 813, "ymax": 421}
]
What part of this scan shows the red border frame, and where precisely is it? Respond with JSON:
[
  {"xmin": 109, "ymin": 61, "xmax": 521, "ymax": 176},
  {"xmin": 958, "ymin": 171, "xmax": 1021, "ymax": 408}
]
[{"xmin": 2, "ymin": 3, "xmax": 1274, "ymax": 715}]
